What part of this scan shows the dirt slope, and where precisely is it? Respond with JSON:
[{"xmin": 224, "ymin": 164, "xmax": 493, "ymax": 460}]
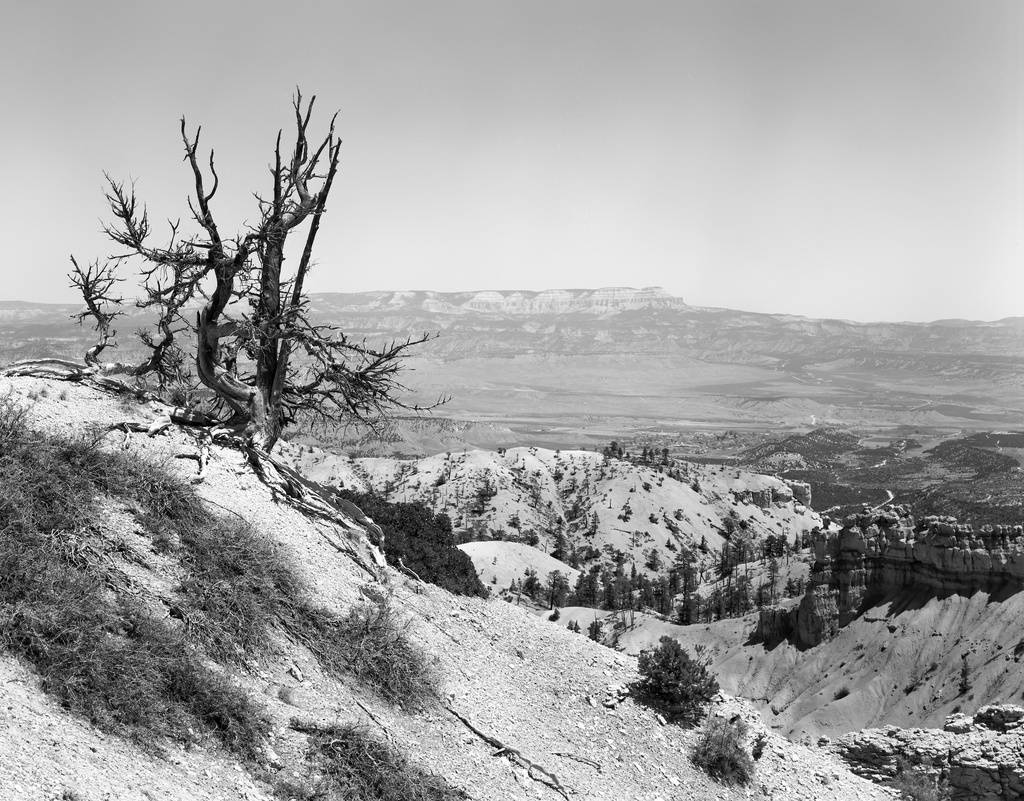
[
  {"xmin": 0, "ymin": 376, "xmax": 891, "ymax": 801},
  {"xmin": 601, "ymin": 588, "xmax": 1024, "ymax": 743},
  {"xmin": 458, "ymin": 540, "xmax": 580, "ymax": 590}
]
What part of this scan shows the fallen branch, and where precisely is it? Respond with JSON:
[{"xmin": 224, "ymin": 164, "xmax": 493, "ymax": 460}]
[{"xmin": 444, "ymin": 704, "xmax": 571, "ymax": 800}]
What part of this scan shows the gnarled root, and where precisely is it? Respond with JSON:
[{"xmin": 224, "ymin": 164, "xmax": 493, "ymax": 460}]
[{"xmin": 445, "ymin": 704, "xmax": 571, "ymax": 800}]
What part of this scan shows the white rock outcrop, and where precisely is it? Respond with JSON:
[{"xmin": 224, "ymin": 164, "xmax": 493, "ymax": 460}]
[{"xmin": 836, "ymin": 705, "xmax": 1024, "ymax": 800}]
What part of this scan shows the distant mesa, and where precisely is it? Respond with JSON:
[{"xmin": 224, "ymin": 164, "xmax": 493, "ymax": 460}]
[{"xmin": 315, "ymin": 287, "xmax": 687, "ymax": 316}]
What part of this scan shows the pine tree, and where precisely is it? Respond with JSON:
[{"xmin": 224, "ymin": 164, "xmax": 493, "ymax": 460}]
[{"xmin": 637, "ymin": 638, "xmax": 719, "ymax": 725}]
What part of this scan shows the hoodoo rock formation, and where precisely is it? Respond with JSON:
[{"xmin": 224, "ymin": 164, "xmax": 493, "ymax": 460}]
[{"xmin": 758, "ymin": 506, "xmax": 1024, "ymax": 646}]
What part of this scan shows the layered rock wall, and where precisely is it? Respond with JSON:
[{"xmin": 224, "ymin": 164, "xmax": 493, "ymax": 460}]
[
  {"xmin": 780, "ymin": 506, "xmax": 1024, "ymax": 646},
  {"xmin": 836, "ymin": 705, "xmax": 1024, "ymax": 800}
]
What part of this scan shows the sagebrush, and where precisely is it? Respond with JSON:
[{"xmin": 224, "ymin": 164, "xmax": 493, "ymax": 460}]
[
  {"xmin": 279, "ymin": 722, "xmax": 469, "ymax": 801},
  {"xmin": 690, "ymin": 716, "xmax": 755, "ymax": 786},
  {"xmin": 331, "ymin": 594, "xmax": 440, "ymax": 708}
]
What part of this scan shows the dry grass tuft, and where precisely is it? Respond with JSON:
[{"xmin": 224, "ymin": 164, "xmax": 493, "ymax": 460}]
[
  {"xmin": 286, "ymin": 593, "xmax": 440, "ymax": 709},
  {"xmin": 690, "ymin": 716, "xmax": 755, "ymax": 786},
  {"xmin": 0, "ymin": 393, "xmax": 271, "ymax": 758},
  {"xmin": 278, "ymin": 722, "xmax": 469, "ymax": 800}
]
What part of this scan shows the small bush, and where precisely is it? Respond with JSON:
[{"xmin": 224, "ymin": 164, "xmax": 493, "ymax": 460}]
[
  {"xmin": 294, "ymin": 722, "xmax": 470, "ymax": 800},
  {"xmin": 176, "ymin": 516, "xmax": 308, "ymax": 665},
  {"xmin": 889, "ymin": 760, "xmax": 949, "ymax": 801},
  {"xmin": 330, "ymin": 596, "xmax": 439, "ymax": 708},
  {"xmin": 834, "ymin": 686, "xmax": 851, "ymax": 700},
  {"xmin": 959, "ymin": 653, "xmax": 971, "ymax": 695},
  {"xmin": 691, "ymin": 716, "xmax": 755, "ymax": 786},
  {"xmin": 637, "ymin": 637, "xmax": 719, "ymax": 725}
]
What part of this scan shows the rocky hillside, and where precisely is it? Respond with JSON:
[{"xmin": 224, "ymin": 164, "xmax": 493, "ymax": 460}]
[
  {"xmin": 283, "ymin": 443, "xmax": 820, "ymax": 574},
  {"xmin": 583, "ymin": 506, "xmax": 1024, "ymax": 754},
  {"xmin": 0, "ymin": 375, "xmax": 893, "ymax": 801}
]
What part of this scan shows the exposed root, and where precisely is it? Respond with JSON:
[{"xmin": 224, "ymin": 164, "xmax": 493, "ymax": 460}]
[
  {"xmin": 445, "ymin": 704, "xmax": 572, "ymax": 800},
  {"xmin": 354, "ymin": 700, "xmax": 397, "ymax": 744},
  {"xmin": 553, "ymin": 753, "xmax": 602, "ymax": 772},
  {"xmin": 103, "ymin": 409, "xmax": 224, "ymax": 481},
  {"xmin": 397, "ymin": 558, "xmax": 426, "ymax": 593},
  {"xmin": 4, "ymin": 360, "xmax": 158, "ymax": 389},
  {"xmin": 243, "ymin": 446, "xmax": 388, "ymax": 580},
  {"xmin": 2, "ymin": 358, "xmax": 94, "ymax": 380}
]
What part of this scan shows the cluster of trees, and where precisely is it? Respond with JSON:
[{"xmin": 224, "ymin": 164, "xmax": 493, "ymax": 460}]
[
  {"xmin": 569, "ymin": 559, "xmax": 678, "ymax": 617},
  {"xmin": 601, "ymin": 441, "xmax": 674, "ymax": 467},
  {"xmin": 507, "ymin": 557, "xmax": 682, "ymax": 619},
  {"xmin": 336, "ymin": 490, "xmax": 487, "ymax": 598},
  {"xmin": 512, "ymin": 568, "xmax": 572, "ymax": 608},
  {"xmin": 517, "ymin": 533, "xmax": 811, "ymax": 625}
]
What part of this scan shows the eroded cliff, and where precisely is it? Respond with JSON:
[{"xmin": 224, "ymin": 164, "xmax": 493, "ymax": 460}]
[{"xmin": 788, "ymin": 507, "xmax": 1024, "ymax": 646}]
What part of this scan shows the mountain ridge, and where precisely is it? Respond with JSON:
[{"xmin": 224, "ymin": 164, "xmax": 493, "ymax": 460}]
[
  {"xmin": 3, "ymin": 287, "xmax": 1022, "ymax": 443},
  {"xmin": 4, "ymin": 287, "xmax": 1022, "ymax": 326}
]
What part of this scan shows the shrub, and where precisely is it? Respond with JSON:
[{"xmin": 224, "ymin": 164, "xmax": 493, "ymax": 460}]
[
  {"xmin": 336, "ymin": 490, "xmax": 486, "ymax": 597},
  {"xmin": 889, "ymin": 760, "xmax": 949, "ymax": 801},
  {"xmin": 290, "ymin": 722, "xmax": 469, "ymax": 800},
  {"xmin": 834, "ymin": 686, "xmax": 851, "ymax": 700},
  {"xmin": 691, "ymin": 716, "xmax": 755, "ymax": 785},
  {"xmin": 637, "ymin": 637, "xmax": 719, "ymax": 725},
  {"xmin": 959, "ymin": 653, "xmax": 971, "ymax": 695},
  {"xmin": 175, "ymin": 515, "xmax": 309, "ymax": 665},
  {"xmin": 329, "ymin": 595, "xmax": 439, "ymax": 708}
]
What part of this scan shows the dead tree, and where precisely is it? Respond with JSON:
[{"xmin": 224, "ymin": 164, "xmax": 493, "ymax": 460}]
[{"xmin": 7, "ymin": 90, "xmax": 437, "ymax": 453}]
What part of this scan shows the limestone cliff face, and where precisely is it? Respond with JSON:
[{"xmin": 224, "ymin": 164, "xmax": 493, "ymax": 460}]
[
  {"xmin": 790, "ymin": 506, "xmax": 1024, "ymax": 646},
  {"xmin": 837, "ymin": 705, "xmax": 1024, "ymax": 800},
  {"xmin": 308, "ymin": 287, "xmax": 688, "ymax": 316}
]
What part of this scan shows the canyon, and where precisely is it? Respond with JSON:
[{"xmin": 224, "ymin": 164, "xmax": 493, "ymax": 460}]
[
  {"xmin": 4, "ymin": 287, "xmax": 1024, "ymax": 799},
  {"xmin": 759, "ymin": 507, "xmax": 1024, "ymax": 647}
]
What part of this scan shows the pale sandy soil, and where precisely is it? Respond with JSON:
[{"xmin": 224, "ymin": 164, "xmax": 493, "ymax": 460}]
[{"xmin": 458, "ymin": 540, "xmax": 580, "ymax": 590}]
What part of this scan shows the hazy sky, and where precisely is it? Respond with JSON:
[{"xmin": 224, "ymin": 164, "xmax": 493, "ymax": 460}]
[{"xmin": 1, "ymin": 1, "xmax": 1021, "ymax": 321}]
